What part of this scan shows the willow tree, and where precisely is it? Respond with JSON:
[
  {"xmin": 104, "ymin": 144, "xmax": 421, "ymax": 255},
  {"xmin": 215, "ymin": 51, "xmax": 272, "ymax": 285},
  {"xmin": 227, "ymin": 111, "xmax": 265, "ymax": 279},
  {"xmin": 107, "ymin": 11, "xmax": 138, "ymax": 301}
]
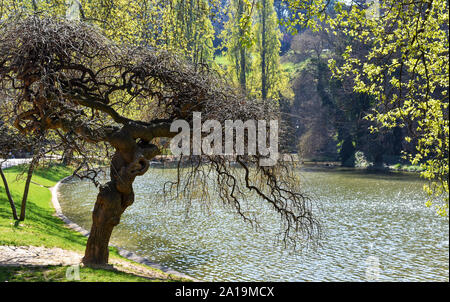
[
  {"xmin": 160, "ymin": 0, "xmax": 216, "ymax": 65},
  {"xmin": 254, "ymin": 0, "xmax": 285, "ymax": 100},
  {"xmin": 0, "ymin": 16, "xmax": 320, "ymax": 266},
  {"xmin": 221, "ymin": 0, "xmax": 256, "ymax": 92},
  {"xmin": 221, "ymin": 0, "xmax": 290, "ymax": 100}
]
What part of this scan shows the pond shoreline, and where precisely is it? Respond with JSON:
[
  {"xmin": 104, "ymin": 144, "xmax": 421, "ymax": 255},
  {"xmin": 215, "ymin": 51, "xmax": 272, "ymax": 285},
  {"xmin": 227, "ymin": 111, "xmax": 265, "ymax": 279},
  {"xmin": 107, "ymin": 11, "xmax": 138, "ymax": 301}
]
[{"xmin": 51, "ymin": 175, "xmax": 198, "ymax": 281}]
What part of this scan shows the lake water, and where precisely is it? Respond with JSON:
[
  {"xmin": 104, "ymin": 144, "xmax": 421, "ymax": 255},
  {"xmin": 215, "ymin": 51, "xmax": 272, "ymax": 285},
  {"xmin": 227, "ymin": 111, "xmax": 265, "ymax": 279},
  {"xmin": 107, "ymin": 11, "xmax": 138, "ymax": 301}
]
[{"xmin": 57, "ymin": 166, "xmax": 449, "ymax": 281}]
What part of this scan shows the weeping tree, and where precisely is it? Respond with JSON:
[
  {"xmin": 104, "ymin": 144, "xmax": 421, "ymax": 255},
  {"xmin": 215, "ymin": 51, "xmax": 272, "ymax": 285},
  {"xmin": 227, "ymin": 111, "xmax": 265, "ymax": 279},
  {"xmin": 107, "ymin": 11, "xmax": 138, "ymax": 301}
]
[{"xmin": 0, "ymin": 15, "xmax": 320, "ymax": 266}]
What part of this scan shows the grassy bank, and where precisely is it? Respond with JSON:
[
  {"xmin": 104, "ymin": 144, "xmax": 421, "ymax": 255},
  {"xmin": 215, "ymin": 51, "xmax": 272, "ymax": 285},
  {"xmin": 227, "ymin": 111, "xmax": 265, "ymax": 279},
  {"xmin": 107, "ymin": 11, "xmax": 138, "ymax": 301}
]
[{"xmin": 0, "ymin": 163, "xmax": 186, "ymax": 282}]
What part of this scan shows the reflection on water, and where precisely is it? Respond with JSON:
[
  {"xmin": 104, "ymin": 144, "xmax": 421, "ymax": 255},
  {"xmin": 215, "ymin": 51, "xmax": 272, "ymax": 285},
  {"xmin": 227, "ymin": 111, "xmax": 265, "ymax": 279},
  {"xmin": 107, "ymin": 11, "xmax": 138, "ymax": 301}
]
[{"xmin": 58, "ymin": 167, "xmax": 449, "ymax": 281}]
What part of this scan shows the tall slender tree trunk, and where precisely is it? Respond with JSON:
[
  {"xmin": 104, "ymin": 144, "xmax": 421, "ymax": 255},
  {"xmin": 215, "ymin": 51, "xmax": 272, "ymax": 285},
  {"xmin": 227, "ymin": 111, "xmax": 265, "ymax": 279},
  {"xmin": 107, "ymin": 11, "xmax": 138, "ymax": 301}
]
[
  {"xmin": 238, "ymin": 0, "xmax": 246, "ymax": 92},
  {"xmin": 0, "ymin": 165, "xmax": 19, "ymax": 220},
  {"xmin": 19, "ymin": 157, "xmax": 37, "ymax": 221},
  {"xmin": 239, "ymin": 48, "xmax": 246, "ymax": 91},
  {"xmin": 188, "ymin": 0, "xmax": 195, "ymax": 58},
  {"xmin": 261, "ymin": 0, "xmax": 267, "ymax": 100}
]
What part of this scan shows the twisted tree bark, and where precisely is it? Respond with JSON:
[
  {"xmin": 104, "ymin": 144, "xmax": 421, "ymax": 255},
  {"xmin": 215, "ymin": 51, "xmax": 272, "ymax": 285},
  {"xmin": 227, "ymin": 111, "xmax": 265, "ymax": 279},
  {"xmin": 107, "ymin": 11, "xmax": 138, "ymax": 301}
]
[{"xmin": 82, "ymin": 142, "xmax": 156, "ymax": 266}]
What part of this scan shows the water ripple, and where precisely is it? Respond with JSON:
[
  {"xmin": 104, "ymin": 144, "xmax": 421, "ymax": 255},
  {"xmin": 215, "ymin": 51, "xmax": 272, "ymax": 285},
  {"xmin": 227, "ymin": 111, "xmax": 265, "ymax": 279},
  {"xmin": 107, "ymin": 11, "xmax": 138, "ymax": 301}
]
[{"xmin": 58, "ymin": 168, "xmax": 449, "ymax": 281}]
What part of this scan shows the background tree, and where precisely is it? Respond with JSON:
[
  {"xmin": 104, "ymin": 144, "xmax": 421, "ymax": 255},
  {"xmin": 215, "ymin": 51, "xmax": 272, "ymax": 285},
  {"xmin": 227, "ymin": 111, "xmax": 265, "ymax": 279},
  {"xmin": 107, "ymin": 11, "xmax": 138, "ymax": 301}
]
[
  {"xmin": 220, "ymin": 0, "xmax": 256, "ymax": 92},
  {"xmin": 281, "ymin": 0, "xmax": 449, "ymax": 215},
  {"xmin": 220, "ymin": 0, "xmax": 291, "ymax": 100},
  {"xmin": 254, "ymin": 0, "xmax": 289, "ymax": 100},
  {"xmin": 161, "ymin": 0, "xmax": 216, "ymax": 65},
  {"xmin": 0, "ymin": 124, "xmax": 42, "ymax": 221},
  {"xmin": 284, "ymin": 24, "xmax": 415, "ymax": 167}
]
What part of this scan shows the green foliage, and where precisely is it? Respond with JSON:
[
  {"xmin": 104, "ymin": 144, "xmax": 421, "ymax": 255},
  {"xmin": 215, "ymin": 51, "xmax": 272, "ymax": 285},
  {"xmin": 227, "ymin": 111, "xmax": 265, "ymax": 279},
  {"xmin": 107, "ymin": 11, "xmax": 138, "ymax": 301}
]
[
  {"xmin": 285, "ymin": 0, "xmax": 449, "ymax": 216},
  {"xmin": 0, "ymin": 1, "xmax": 141, "ymax": 44},
  {"xmin": 220, "ymin": 0, "xmax": 255, "ymax": 90},
  {"xmin": 253, "ymin": 0, "xmax": 291, "ymax": 100},
  {"xmin": 0, "ymin": 1, "xmax": 216, "ymax": 62},
  {"xmin": 392, "ymin": 163, "xmax": 402, "ymax": 170},
  {"xmin": 334, "ymin": 0, "xmax": 448, "ymax": 216},
  {"xmin": 160, "ymin": 0, "xmax": 216, "ymax": 65},
  {"xmin": 221, "ymin": 0, "xmax": 291, "ymax": 100},
  {"xmin": 389, "ymin": 163, "xmax": 425, "ymax": 173}
]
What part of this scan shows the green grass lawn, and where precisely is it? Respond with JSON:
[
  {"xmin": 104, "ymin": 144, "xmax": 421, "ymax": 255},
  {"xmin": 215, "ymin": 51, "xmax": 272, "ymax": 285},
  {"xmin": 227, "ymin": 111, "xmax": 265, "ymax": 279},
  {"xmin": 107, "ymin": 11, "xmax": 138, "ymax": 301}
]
[{"xmin": 0, "ymin": 163, "xmax": 185, "ymax": 282}]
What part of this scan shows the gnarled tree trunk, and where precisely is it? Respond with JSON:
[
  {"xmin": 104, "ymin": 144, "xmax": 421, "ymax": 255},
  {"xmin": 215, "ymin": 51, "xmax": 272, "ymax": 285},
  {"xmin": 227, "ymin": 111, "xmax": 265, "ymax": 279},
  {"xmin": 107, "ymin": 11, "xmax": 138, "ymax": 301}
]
[{"xmin": 82, "ymin": 144, "xmax": 154, "ymax": 266}]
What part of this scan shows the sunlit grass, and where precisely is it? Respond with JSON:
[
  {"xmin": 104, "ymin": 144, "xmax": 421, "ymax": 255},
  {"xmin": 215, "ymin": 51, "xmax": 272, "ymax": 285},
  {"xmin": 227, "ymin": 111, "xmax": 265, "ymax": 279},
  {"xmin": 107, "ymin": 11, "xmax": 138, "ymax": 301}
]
[
  {"xmin": 0, "ymin": 164, "xmax": 185, "ymax": 282},
  {"xmin": 0, "ymin": 164, "xmax": 89, "ymax": 250}
]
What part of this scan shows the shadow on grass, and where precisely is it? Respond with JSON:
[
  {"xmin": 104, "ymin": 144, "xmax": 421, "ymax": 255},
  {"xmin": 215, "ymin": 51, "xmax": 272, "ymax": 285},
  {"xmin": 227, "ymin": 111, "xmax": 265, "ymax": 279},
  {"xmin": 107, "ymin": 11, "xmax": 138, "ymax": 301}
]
[
  {"xmin": 0, "ymin": 169, "xmax": 88, "ymax": 250},
  {"xmin": 3, "ymin": 164, "xmax": 72, "ymax": 184},
  {"xmin": 0, "ymin": 199, "xmax": 88, "ymax": 249},
  {"xmin": 0, "ymin": 264, "xmax": 165, "ymax": 282}
]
